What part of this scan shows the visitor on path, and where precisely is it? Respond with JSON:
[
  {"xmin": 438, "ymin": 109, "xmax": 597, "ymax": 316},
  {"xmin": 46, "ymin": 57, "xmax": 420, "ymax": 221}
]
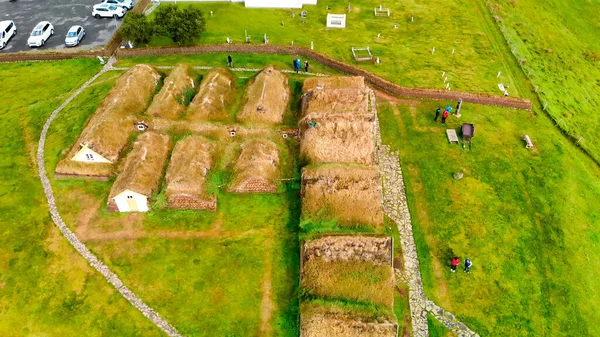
[
  {"xmin": 304, "ymin": 60, "xmax": 309, "ymax": 72},
  {"xmin": 434, "ymin": 107, "xmax": 441, "ymax": 122},
  {"xmin": 464, "ymin": 258, "xmax": 472, "ymax": 273},
  {"xmin": 445, "ymin": 105, "xmax": 453, "ymax": 113},
  {"xmin": 442, "ymin": 109, "xmax": 449, "ymax": 124},
  {"xmin": 451, "ymin": 256, "xmax": 460, "ymax": 272},
  {"xmin": 227, "ymin": 55, "xmax": 233, "ymax": 67},
  {"xmin": 294, "ymin": 58, "xmax": 301, "ymax": 73}
]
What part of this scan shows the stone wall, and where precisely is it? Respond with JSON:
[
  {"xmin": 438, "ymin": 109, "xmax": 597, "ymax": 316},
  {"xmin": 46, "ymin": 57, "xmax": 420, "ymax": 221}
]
[{"xmin": 303, "ymin": 235, "xmax": 392, "ymax": 266}]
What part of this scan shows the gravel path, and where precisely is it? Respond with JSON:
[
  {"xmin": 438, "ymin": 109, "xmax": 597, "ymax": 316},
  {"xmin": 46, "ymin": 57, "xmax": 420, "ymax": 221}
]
[{"xmin": 36, "ymin": 57, "xmax": 183, "ymax": 337}]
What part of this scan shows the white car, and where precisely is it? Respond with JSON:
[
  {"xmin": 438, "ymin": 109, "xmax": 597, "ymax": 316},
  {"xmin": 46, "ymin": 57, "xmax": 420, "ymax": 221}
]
[
  {"xmin": 27, "ymin": 21, "xmax": 54, "ymax": 48},
  {"xmin": 0, "ymin": 20, "xmax": 17, "ymax": 50},
  {"xmin": 100, "ymin": 0, "xmax": 133, "ymax": 11},
  {"xmin": 65, "ymin": 25, "xmax": 85, "ymax": 47},
  {"xmin": 92, "ymin": 4, "xmax": 126, "ymax": 18}
]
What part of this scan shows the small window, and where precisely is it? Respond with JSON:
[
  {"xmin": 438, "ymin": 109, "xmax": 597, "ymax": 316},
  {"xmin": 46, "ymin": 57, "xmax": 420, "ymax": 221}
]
[
  {"xmin": 85, "ymin": 153, "xmax": 94, "ymax": 160},
  {"xmin": 127, "ymin": 195, "xmax": 133, "ymax": 199}
]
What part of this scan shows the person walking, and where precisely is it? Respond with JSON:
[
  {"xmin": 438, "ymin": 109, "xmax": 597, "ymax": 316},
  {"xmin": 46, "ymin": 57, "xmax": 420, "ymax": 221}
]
[
  {"xmin": 304, "ymin": 60, "xmax": 309, "ymax": 73},
  {"xmin": 434, "ymin": 107, "xmax": 441, "ymax": 122},
  {"xmin": 294, "ymin": 59, "xmax": 300, "ymax": 73},
  {"xmin": 442, "ymin": 109, "xmax": 449, "ymax": 124},
  {"xmin": 464, "ymin": 258, "xmax": 472, "ymax": 273},
  {"xmin": 451, "ymin": 256, "xmax": 460, "ymax": 272},
  {"xmin": 227, "ymin": 55, "xmax": 233, "ymax": 67}
]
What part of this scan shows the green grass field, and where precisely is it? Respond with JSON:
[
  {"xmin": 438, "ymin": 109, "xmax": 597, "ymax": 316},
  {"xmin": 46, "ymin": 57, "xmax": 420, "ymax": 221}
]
[
  {"xmin": 378, "ymin": 99, "xmax": 600, "ymax": 336},
  {"xmin": 486, "ymin": 0, "xmax": 600, "ymax": 164},
  {"xmin": 145, "ymin": 0, "xmax": 521, "ymax": 96},
  {"xmin": 0, "ymin": 60, "xmax": 165, "ymax": 336}
]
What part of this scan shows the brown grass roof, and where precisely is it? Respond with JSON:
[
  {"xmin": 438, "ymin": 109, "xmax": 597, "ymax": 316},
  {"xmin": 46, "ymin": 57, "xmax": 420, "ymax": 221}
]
[
  {"xmin": 66, "ymin": 64, "xmax": 161, "ymax": 163},
  {"xmin": 236, "ymin": 66, "xmax": 289, "ymax": 125},
  {"xmin": 301, "ymin": 164, "xmax": 384, "ymax": 228},
  {"xmin": 301, "ymin": 87, "xmax": 371, "ymax": 119},
  {"xmin": 146, "ymin": 64, "xmax": 194, "ymax": 119},
  {"xmin": 165, "ymin": 136, "xmax": 216, "ymax": 210},
  {"xmin": 186, "ymin": 67, "xmax": 236, "ymax": 121},
  {"xmin": 300, "ymin": 302, "xmax": 397, "ymax": 337},
  {"xmin": 299, "ymin": 117, "xmax": 375, "ymax": 165},
  {"xmin": 302, "ymin": 76, "xmax": 366, "ymax": 93},
  {"xmin": 230, "ymin": 139, "xmax": 280, "ymax": 193},
  {"xmin": 108, "ymin": 132, "xmax": 169, "ymax": 200},
  {"xmin": 301, "ymin": 259, "xmax": 394, "ymax": 307}
]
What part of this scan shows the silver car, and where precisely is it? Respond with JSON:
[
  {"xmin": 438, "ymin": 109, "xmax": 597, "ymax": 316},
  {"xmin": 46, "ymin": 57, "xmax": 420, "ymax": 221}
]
[{"xmin": 65, "ymin": 25, "xmax": 85, "ymax": 47}]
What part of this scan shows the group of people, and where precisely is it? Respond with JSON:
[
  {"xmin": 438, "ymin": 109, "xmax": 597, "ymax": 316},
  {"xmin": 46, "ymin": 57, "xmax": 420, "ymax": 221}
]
[
  {"xmin": 451, "ymin": 256, "xmax": 472, "ymax": 273},
  {"xmin": 434, "ymin": 105, "xmax": 453, "ymax": 124},
  {"xmin": 293, "ymin": 58, "xmax": 309, "ymax": 73}
]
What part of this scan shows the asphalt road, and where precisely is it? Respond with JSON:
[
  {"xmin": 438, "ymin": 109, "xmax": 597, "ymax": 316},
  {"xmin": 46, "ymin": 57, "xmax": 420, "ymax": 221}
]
[{"xmin": 0, "ymin": 0, "xmax": 128, "ymax": 53}]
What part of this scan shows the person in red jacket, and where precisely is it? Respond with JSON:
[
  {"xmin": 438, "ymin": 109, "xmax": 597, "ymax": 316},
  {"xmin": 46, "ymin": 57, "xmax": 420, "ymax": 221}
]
[
  {"xmin": 451, "ymin": 256, "xmax": 460, "ymax": 272},
  {"xmin": 442, "ymin": 109, "xmax": 450, "ymax": 124}
]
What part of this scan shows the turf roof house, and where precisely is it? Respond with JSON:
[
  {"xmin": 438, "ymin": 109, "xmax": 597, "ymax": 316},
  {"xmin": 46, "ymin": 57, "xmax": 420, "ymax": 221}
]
[
  {"xmin": 55, "ymin": 64, "xmax": 161, "ymax": 178},
  {"xmin": 299, "ymin": 76, "xmax": 376, "ymax": 165},
  {"xmin": 107, "ymin": 132, "xmax": 170, "ymax": 212}
]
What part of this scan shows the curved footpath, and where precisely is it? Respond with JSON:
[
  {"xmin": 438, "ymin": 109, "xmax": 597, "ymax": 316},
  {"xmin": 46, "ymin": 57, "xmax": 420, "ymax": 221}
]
[{"xmin": 36, "ymin": 58, "xmax": 183, "ymax": 337}]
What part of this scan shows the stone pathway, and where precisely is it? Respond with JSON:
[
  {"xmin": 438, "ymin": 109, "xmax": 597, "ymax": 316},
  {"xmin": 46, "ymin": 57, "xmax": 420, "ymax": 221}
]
[
  {"xmin": 372, "ymin": 94, "xmax": 480, "ymax": 337},
  {"xmin": 36, "ymin": 59, "xmax": 183, "ymax": 337}
]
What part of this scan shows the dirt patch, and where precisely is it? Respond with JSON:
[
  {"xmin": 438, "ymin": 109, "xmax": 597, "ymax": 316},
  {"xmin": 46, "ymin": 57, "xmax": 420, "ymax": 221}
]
[
  {"xmin": 431, "ymin": 258, "xmax": 451, "ymax": 309},
  {"xmin": 393, "ymin": 257, "xmax": 404, "ymax": 270}
]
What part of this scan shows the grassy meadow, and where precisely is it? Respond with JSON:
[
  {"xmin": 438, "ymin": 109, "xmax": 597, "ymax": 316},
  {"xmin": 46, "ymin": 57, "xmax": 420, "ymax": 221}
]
[
  {"xmin": 0, "ymin": 60, "xmax": 164, "ymax": 336},
  {"xmin": 378, "ymin": 99, "xmax": 600, "ymax": 336},
  {"xmin": 486, "ymin": 0, "xmax": 600, "ymax": 164},
  {"xmin": 145, "ymin": 0, "xmax": 520, "ymax": 96}
]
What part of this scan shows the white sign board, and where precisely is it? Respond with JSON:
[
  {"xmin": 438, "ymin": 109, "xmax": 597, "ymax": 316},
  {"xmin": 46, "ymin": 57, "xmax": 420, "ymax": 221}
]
[{"xmin": 326, "ymin": 14, "xmax": 346, "ymax": 28}]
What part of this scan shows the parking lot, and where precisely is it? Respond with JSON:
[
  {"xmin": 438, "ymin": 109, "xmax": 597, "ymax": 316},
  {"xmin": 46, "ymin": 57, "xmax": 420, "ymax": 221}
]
[{"xmin": 0, "ymin": 0, "xmax": 128, "ymax": 53}]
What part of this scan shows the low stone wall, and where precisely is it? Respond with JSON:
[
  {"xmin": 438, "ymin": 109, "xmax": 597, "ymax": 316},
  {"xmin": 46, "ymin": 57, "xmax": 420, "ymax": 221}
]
[
  {"xmin": 117, "ymin": 44, "xmax": 532, "ymax": 110},
  {"xmin": 168, "ymin": 196, "xmax": 217, "ymax": 211},
  {"xmin": 303, "ymin": 235, "xmax": 392, "ymax": 266}
]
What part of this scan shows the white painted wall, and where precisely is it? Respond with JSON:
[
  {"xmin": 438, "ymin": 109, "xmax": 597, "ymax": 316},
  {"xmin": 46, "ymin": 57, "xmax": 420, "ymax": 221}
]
[
  {"xmin": 72, "ymin": 145, "xmax": 111, "ymax": 163},
  {"xmin": 113, "ymin": 190, "xmax": 149, "ymax": 212}
]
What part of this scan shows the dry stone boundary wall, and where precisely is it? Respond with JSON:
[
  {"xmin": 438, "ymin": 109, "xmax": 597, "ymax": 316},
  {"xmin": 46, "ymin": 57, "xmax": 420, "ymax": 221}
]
[{"xmin": 302, "ymin": 235, "xmax": 392, "ymax": 266}]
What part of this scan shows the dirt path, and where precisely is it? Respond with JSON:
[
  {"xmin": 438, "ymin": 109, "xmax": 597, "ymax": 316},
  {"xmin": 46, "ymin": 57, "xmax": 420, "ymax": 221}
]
[{"xmin": 259, "ymin": 238, "xmax": 274, "ymax": 337}]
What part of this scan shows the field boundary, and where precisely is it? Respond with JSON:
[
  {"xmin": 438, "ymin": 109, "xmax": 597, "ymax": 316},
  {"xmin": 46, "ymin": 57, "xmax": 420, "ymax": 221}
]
[
  {"xmin": 1, "ymin": 43, "xmax": 530, "ymax": 110},
  {"xmin": 115, "ymin": 45, "xmax": 532, "ymax": 110}
]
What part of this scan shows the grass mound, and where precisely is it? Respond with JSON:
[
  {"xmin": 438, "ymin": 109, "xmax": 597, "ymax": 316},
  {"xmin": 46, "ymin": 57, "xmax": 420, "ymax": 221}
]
[
  {"xmin": 165, "ymin": 136, "xmax": 216, "ymax": 210},
  {"xmin": 186, "ymin": 67, "xmax": 236, "ymax": 121},
  {"xmin": 237, "ymin": 65, "xmax": 289, "ymax": 125},
  {"xmin": 229, "ymin": 138, "xmax": 280, "ymax": 193},
  {"xmin": 301, "ymin": 164, "xmax": 383, "ymax": 229},
  {"xmin": 107, "ymin": 132, "xmax": 169, "ymax": 211},
  {"xmin": 146, "ymin": 64, "xmax": 194, "ymax": 119}
]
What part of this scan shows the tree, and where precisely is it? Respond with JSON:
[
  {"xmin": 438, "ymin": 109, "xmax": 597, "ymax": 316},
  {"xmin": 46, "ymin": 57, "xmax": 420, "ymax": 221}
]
[
  {"xmin": 153, "ymin": 5, "xmax": 206, "ymax": 45},
  {"xmin": 120, "ymin": 12, "xmax": 153, "ymax": 45}
]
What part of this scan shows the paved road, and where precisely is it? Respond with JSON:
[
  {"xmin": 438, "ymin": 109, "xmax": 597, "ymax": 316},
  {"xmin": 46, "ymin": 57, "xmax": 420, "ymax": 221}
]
[{"xmin": 0, "ymin": 0, "xmax": 127, "ymax": 53}]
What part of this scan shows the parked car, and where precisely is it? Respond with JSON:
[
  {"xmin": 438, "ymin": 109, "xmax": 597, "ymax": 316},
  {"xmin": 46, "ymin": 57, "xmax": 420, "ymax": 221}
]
[
  {"xmin": 27, "ymin": 21, "xmax": 53, "ymax": 47},
  {"xmin": 65, "ymin": 25, "xmax": 85, "ymax": 47},
  {"xmin": 100, "ymin": 0, "xmax": 133, "ymax": 11},
  {"xmin": 0, "ymin": 20, "xmax": 17, "ymax": 50},
  {"xmin": 92, "ymin": 4, "xmax": 126, "ymax": 18}
]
